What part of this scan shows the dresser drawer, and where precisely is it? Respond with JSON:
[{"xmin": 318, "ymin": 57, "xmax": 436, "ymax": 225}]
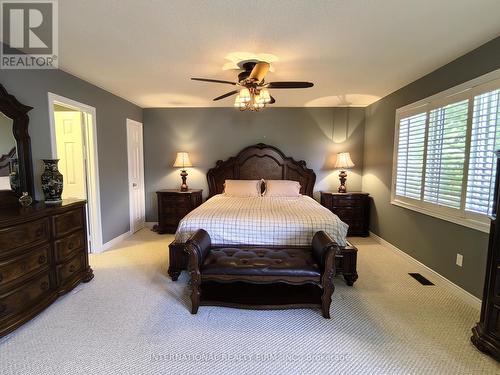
[
  {"xmin": 161, "ymin": 195, "xmax": 193, "ymax": 209},
  {"xmin": 0, "ymin": 218, "xmax": 49, "ymax": 253},
  {"xmin": 332, "ymin": 207, "xmax": 364, "ymax": 219},
  {"xmin": 56, "ymin": 253, "xmax": 85, "ymax": 287},
  {"xmin": 54, "ymin": 231, "xmax": 85, "ymax": 262},
  {"xmin": 52, "ymin": 208, "xmax": 84, "ymax": 238},
  {"xmin": 331, "ymin": 197, "xmax": 368, "ymax": 207},
  {"xmin": 0, "ymin": 271, "xmax": 53, "ymax": 321},
  {"xmin": 0, "ymin": 245, "xmax": 50, "ymax": 288}
]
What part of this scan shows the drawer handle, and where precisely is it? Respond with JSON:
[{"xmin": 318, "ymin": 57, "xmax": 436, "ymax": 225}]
[
  {"xmin": 68, "ymin": 242, "xmax": 74, "ymax": 250},
  {"xmin": 0, "ymin": 304, "xmax": 6, "ymax": 314},
  {"xmin": 20, "ymin": 262, "xmax": 28, "ymax": 271},
  {"xmin": 40, "ymin": 281, "xmax": 49, "ymax": 291},
  {"xmin": 38, "ymin": 255, "xmax": 46, "ymax": 264},
  {"xmin": 69, "ymin": 265, "xmax": 76, "ymax": 273}
]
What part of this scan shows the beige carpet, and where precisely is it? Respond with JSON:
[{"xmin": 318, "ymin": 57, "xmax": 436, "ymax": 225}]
[{"xmin": 0, "ymin": 229, "xmax": 498, "ymax": 375}]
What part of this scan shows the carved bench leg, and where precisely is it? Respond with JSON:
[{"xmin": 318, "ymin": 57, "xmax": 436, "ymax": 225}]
[
  {"xmin": 321, "ymin": 283, "xmax": 334, "ymax": 319},
  {"xmin": 190, "ymin": 280, "xmax": 200, "ymax": 314}
]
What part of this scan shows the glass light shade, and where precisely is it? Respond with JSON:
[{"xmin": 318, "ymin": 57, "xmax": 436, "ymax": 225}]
[
  {"xmin": 260, "ymin": 89, "xmax": 271, "ymax": 103},
  {"xmin": 234, "ymin": 94, "xmax": 241, "ymax": 107},
  {"xmin": 239, "ymin": 87, "xmax": 251, "ymax": 102},
  {"xmin": 173, "ymin": 152, "xmax": 193, "ymax": 168},
  {"xmin": 254, "ymin": 93, "xmax": 263, "ymax": 104},
  {"xmin": 334, "ymin": 152, "xmax": 355, "ymax": 169}
]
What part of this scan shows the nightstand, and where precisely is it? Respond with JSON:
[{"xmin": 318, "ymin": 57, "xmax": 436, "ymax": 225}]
[
  {"xmin": 320, "ymin": 192, "xmax": 370, "ymax": 237},
  {"xmin": 154, "ymin": 189, "xmax": 203, "ymax": 234}
]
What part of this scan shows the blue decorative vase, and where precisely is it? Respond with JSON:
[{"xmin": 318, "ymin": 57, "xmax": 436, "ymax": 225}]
[{"xmin": 41, "ymin": 159, "xmax": 63, "ymax": 204}]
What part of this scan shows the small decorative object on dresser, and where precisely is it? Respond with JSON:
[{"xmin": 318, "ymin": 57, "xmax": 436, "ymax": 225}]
[
  {"xmin": 173, "ymin": 152, "xmax": 193, "ymax": 192},
  {"xmin": 471, "ymin": 150, "xmax": 500, "ymax": 361},
  {"xmin": 18, "ymin": 192, "xmax": 33, "ymax": 207},
  {"xmin": 334, "ymin": 152, "xmax": 355, "ymax": 193},
  {"xmin": 154, "ymin": 189, "xmax": 202, "ymax": 234},
  {"xmin": 41, "ymin": 159, "xmax": 63, "ymax": 204},
  {"xmin": 320, "ymin": 191, "xmax": 370, "ymax": 237}
]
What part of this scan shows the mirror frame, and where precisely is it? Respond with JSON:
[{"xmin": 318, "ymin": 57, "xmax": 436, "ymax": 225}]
[{"xmin": 0, "ymin": 83, "xmax": 34, "ymax": 205}]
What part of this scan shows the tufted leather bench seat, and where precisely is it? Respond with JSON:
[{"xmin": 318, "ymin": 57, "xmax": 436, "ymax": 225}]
[
  {"xmin": 202, "ymin": 248, "xmax": 321, "ymax": 279},
  {"xmin": 184, "ymin": 229, "xmax": 339, "ymax": 318}
]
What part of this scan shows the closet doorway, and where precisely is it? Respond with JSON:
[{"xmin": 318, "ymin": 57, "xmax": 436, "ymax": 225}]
[{"xmin": 48, "ymin": 93, "xmax": 103, "ymax": 253}]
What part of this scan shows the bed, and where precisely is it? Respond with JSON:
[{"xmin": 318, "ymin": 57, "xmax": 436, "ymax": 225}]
[{"xmin": 168, "ymin": 143, "xmax": 358, "ymax": 285}]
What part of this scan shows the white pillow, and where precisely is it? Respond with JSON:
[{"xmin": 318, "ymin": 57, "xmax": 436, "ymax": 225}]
[
  {"xmin": 263, "ymin": 180, "xmax": 301, "ymax": 197},
  {"xmin": 224, "ymin": 179, "xmax": 262, "ymax": 197}
]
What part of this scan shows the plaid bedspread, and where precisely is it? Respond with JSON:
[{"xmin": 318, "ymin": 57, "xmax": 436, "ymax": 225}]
[{"xmin": 174, "ymin": 194, "xmax": 348, "ymax": 246}]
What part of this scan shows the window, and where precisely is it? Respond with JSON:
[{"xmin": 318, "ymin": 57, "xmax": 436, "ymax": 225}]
[{"xmin": 392, "ymin": 72, "xmax": 500, "ymax": 232}]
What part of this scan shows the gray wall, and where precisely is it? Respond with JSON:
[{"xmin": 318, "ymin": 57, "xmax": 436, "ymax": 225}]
[
  {"xmin": 362, "ymin": 36, "xmax": 500, "ymax": 298},
  {"xmin": 144, "ymin": 107, "xmax": 365, "ymax": 221},
  {"xmin": 0, "ymin": 69, "xmax": 143, "ymax": 243}
]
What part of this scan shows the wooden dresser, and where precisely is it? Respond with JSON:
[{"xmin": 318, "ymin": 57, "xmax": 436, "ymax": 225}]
[
  {"xmin": 320, "ymin": 192, "xmax": 370, "ymax": 237},
  {"xmin": 0, "ymin": 200, "xmax": 93, "ymax": 337},
  {"xmin": 154, "ymin": 189, "xmax": 203, "ymax": 234},
  {"xmin": 472, "ymin": 151, "xmax": 500, "ymax": 361}
]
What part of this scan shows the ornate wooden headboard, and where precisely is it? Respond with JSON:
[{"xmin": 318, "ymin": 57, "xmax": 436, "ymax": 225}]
[{"xmin": 207, "ymin": 143, "xmax": 316, "ymax": 198}]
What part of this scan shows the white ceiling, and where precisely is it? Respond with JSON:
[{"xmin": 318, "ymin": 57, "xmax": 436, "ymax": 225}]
[{"xmin": 58, "ymin": 0, "xmax": 500, "ymax": 108}]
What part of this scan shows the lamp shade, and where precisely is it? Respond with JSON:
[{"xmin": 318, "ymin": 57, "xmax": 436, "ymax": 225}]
[
  {"xmin": 173, "ymin": 152, "xmax": 192, "ymax": 168},
  {"xmin": 334, "ymin": 152, "xmax": 355, "ymax": 169}
]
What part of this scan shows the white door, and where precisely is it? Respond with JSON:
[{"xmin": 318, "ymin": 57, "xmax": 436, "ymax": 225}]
[
  {"xmin": 54, "ymin": 111, "xmax": 87, "ymax": 200},
  {"xmin": 127, "ymin": 119, "xmax": 145, "ymax": 233}
]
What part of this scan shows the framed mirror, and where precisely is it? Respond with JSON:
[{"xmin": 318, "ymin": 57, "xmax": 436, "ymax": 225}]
[{"xmin": 0, "ymin": 84, "xmax": 34, "ymax": 205}]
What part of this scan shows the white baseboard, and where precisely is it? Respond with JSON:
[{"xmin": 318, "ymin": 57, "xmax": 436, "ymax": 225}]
[
  {"xmin": 99, "ymin": 230, "xmax": 132, "ymax": 252},
  {"xmin": 369, "ymin": 231, "xmax": 481, "ymax": 309}
]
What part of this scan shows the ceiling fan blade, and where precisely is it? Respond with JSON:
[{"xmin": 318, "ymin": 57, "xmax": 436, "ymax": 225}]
[
  {"xmin": 269, "ymin": 95, "xmax": 276, "ymax": 104},
  {"xmin": 191, "ymin": 78, "xmax": 237, "ymax": 85},
  {"xmin": 267, "ymin": 81, "xmax": 314, "ymax": 89},
  {"xmin": 248, "ymin": 62, "xmax": 270, "ymax": 82},
  {"xmin": 213, "ymin": 90, "xmax": 239, "ymax": 101}
]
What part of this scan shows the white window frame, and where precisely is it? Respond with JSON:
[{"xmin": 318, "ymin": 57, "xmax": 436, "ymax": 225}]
[{"xmin": 391, "ymin": 69, "xmax": 500, "ymax": 233}]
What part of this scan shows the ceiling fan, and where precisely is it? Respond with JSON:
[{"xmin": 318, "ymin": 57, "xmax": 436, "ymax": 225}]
[{"xmin": 191, "ymin": 61, "xmax": 314, "ymax": 111}]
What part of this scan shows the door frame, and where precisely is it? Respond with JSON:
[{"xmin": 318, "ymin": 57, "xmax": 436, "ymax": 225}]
[
  {"xmin": 47, "ymin": 93, "xmax": 103, "ymax": 253},
  {"xmin": 126, "ymin": 119, "xmax": 146, "ymax": 233}
]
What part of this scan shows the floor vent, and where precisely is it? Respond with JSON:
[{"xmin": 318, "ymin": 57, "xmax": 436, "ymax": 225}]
[{"xmin": 409, "ymin": 273, "xmax": 434, "ymax": 285}]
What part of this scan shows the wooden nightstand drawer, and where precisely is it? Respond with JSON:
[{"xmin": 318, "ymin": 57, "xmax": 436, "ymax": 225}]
[
  {"xmin": 155, "ymin": 189, "xmax": 203, "ymax": 234},
  {"xmin": 321, "ymin": 192, "xmax": 370, "ymax": 237}
]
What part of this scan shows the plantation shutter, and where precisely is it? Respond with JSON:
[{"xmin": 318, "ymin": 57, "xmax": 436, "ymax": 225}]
[
  {"xmin": 465, "ymin": 89, "xmax": 500, "ymax": 215},
  {"xmin": 395, "ymin": 112, "xmax": 427, "ymax": 199},
  {"xmin": 423, "ymin": 100, "xmax": 469, "ymax": 209}
]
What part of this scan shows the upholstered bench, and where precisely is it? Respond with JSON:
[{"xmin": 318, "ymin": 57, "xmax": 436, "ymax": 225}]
[{"xmin": 184, "ymin": 229, "xmax": 339, "ymax": 318}]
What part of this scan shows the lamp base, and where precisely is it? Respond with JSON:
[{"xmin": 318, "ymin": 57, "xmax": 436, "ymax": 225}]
[
  {"xmin": 338, "ymin": 170, "xmax": 347, "ymax": 193},
  {"xmin": 180, "ymin": 169, "xmax": 188, "ymax": 192}
]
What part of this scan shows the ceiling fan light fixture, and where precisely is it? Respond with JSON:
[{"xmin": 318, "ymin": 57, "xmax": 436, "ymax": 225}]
[
  {"xmin": 260, "ymin": 89, "xmax": 271, "ymax": 103},
  {"xmin": 239, "ymin": 87, "xmax": 251, "ymax": 102}
]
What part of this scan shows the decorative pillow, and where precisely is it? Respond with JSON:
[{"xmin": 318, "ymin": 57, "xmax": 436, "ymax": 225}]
[
  {"xmin": 224, "ymin": 179, "xmax": 262, "ymax": 197},
  {"xmin": 263, "ymin": 180, "xmax": 301, "ymax": 197}
]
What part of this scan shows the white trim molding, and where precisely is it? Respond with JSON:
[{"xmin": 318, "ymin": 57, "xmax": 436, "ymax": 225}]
[
  {"xmin": 47, "ymin": 93, "xmax": 104, "ymax": 253},
  {"xmin": 100, "ymin": 231, "xmax": 132, "ymax": 252},
  {"xmin": 369, "ymin": 231, "xmax": 481, "ymax": 309}
]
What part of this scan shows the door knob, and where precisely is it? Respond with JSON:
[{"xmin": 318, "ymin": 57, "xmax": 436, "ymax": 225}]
[{"xmin": 132, "ymin": 183, "xmax": 137, "ymax": 187}]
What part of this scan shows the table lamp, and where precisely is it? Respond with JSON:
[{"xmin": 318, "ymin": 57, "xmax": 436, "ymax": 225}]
[
  {"xmin": 334, "ymin": 152, "xmax": 354, "ymax": 193},
  {"xmin": 173, "ymin": 152, "xmax": 193, "ymax": 191}
]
